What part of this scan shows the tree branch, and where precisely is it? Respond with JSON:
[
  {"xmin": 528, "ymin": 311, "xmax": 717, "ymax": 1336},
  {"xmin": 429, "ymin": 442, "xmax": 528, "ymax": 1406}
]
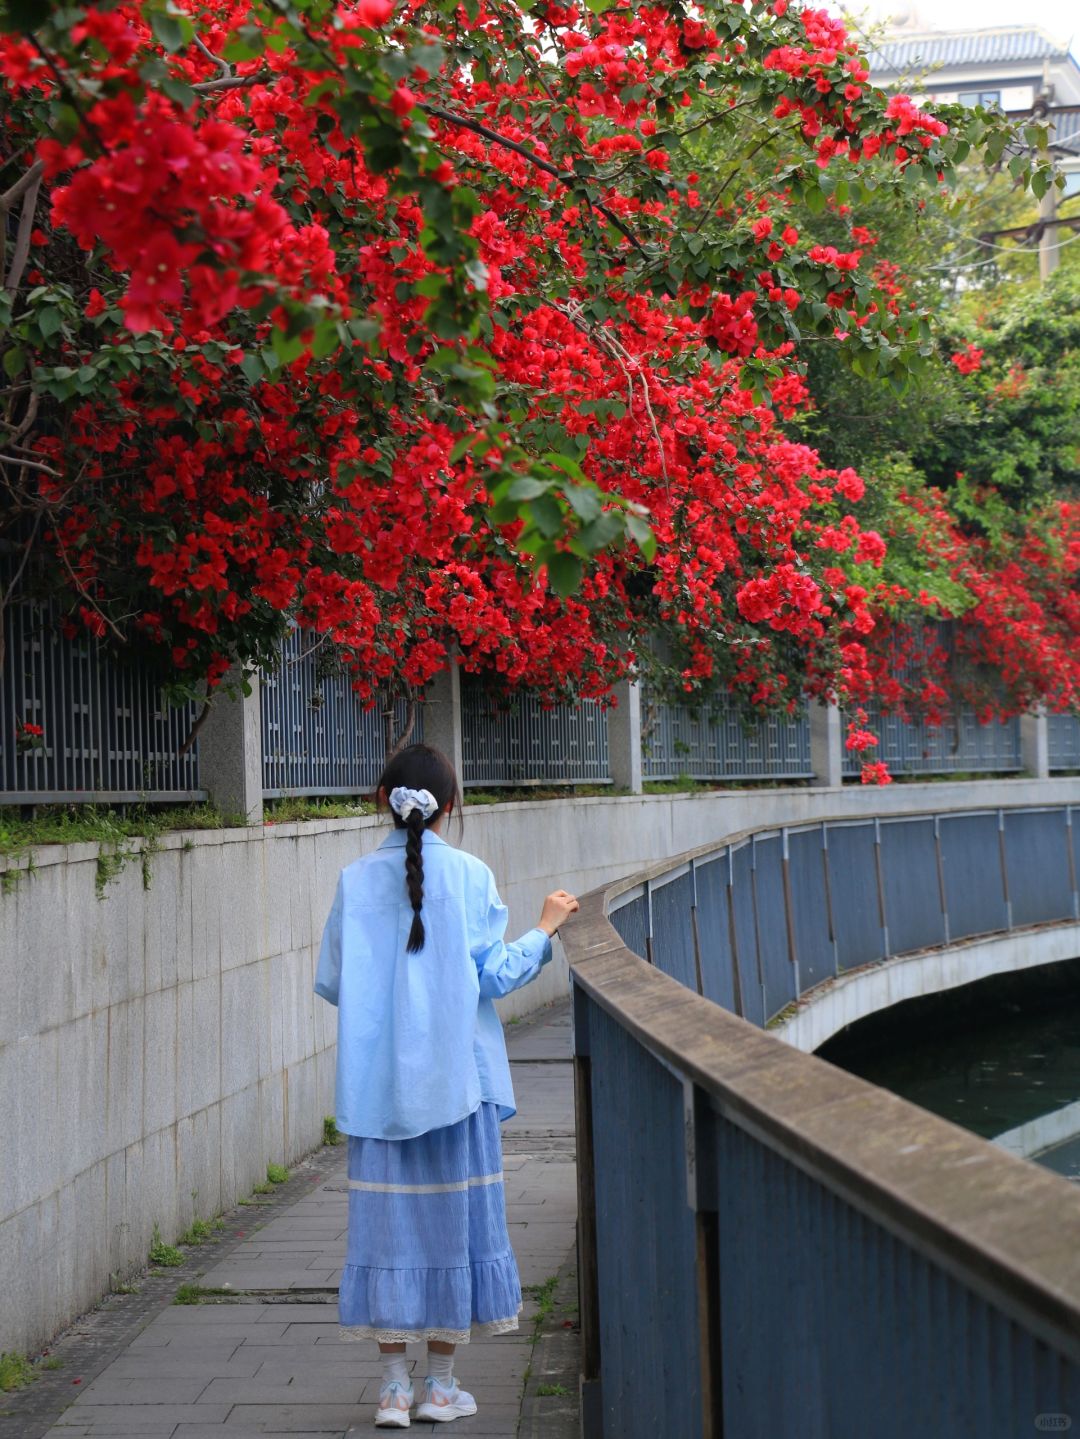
[
  {"xmin": 420, "ymin": 103, "xmax": 648, "ymax": 257},
  {"xmin": 193, "ymin": 34, "xmax": 231, "ymax": 77},
  {"xmin": 0, "ymin": 159, "xmax": 44, "ymax": 213},
  {"xmin": 191, "ymin": 67, "xmax": 272, "ymax": 94},
  {"xmin": 3, "ymin": 165, "xmax": 42, "ymax": 294}
]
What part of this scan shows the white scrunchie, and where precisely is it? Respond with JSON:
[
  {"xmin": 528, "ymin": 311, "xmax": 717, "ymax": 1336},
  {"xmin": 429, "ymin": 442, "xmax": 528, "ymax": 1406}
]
[{"xmin": 389, "ymin": 785, "xmax": 439, "ymax": 822}]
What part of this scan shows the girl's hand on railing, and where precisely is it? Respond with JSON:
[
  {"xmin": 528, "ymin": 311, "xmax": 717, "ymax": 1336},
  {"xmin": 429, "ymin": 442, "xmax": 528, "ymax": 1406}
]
[{"xmin": 539, "ymin": 890, "xmax": 580, "ymax": 937}]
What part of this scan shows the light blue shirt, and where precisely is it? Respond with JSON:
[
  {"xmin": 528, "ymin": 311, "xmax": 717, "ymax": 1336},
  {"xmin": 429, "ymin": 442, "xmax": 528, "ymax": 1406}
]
[{"xmin": 313, "ymin": 827, "xmax": 552, "ymax": 1140}]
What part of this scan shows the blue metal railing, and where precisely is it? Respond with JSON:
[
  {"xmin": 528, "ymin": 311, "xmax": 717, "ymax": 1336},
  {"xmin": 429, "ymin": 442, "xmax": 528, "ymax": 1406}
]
[
  {"xmin": 607, "ymin": 806, "xmax": 1079, "ymax": 1025},
  {"xmin": 568, "ymin": 802, "xmax": 1080, "ymax": 1439}
]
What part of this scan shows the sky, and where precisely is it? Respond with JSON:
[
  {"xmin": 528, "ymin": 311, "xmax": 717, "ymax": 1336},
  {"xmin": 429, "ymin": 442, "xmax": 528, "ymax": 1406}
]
[{"xmin": 837, "ymin": 0, "xmax": 1078, "ymax": 54}]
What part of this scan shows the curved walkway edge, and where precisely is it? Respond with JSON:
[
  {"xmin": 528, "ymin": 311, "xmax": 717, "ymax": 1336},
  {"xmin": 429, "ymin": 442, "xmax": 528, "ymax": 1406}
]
[{"xmin": 771, "ymin": 920, "xmax": 1080, "ymax": 1052}]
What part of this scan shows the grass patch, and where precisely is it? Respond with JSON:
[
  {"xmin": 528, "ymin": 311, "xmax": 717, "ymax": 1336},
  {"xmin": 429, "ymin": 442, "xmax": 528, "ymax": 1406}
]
[
  {"xmin": 323, "ymin": 1115, "xmax": 342, "ymax": 1146},
  {"xmin": 148, "ymin": 1222, "xmax": 185, "ymax": 1268},
  {"xmin": 173, "ymin": 1283, "xmax": 236, "ymax": 1305},
  {"xmin": 522, "ymin": 1274, "xmax": 559, "ymax": 1338},
  {"xmin": 0, "ymin": 802, "xmax": 247, "ymax": 898},
  {"xmin": 0, "ymin": 1351, "xmax": 37, "ymax": 1392},
  {"xmin": 265, "ymin": 1163, "xmax": 290, "ymax": 1184},
  {"xmin": 265, "ymin": 796, "xmax": 375, "ymax": 822},
  {"xmin": 177, "ymin": 1216, "xmax": 221, "ymax": 1246},
  {"xmin": 537, "ymin": 1383, "xmax": 568, "ymax": 1397}
]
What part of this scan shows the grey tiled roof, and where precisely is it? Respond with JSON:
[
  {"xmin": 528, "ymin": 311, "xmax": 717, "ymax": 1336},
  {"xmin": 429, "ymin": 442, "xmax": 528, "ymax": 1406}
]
[
  {"xmin": 1054, "ymin": 109, "xmax": 1080, "ymax": 154},
  {"xmin": 868, "ymin": 27, "xmax": 1069, "ymax": 74}
]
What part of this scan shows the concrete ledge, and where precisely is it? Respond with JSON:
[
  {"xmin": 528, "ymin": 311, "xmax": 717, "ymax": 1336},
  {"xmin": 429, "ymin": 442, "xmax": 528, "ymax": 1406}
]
[{"xmin": 772, "ymin": 923, "xmax": 1080, "ymax": 1053}]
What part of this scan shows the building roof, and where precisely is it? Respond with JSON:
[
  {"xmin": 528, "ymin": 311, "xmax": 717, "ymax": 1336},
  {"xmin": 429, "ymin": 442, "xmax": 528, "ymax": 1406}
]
[
  {"xmin": 1054, "ymin": 109, "xmax": 1080, "ymax": 155},
  {"xmin": 868, "ymin": 26, "xmax": 1070, "ymax": 74}
]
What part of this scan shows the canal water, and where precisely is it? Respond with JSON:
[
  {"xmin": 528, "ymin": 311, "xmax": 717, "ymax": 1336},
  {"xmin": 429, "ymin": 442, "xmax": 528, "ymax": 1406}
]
[{"xmin": 817, "ymin": 956, "xmax": 1080, "ymax": 1181}]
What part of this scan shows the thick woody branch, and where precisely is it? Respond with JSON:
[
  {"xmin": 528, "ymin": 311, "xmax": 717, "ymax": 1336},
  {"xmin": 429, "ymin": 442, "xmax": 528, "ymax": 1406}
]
[
  {"xmin": 191, "ymin": 67, "xmax": 272, "ymax": 94},
  {"xmin": 3, "ymin": 165, "xmax": 42, "ymax": 294}
]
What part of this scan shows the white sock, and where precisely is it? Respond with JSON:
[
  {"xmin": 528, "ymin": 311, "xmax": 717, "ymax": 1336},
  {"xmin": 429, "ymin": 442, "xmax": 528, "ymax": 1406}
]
[
  {"xmin": 381, "ymin": 1351, "xmax": 410, "ymax": 1389},
  {"xmin": 427, "ymin": 1348, "xmax": 454, "ymax": 1387}
]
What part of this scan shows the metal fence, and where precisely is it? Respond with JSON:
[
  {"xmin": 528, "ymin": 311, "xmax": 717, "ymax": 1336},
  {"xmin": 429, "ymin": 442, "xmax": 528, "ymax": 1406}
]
[
  {"xmin": 841, "ymin": 701, "xmax": 1022, "ymax": 777},
  {"xmin": 641, "ymin": 692, "xmax": 812, "ymax": 782},
  {"xmin": 260, "ymin": 627, "xmax": 423, "ymax": 797},
  {"xmin": 460, "ymin": 677, "xmax": 609, "ymax": 787},
  {"xmin": 567, "ymin": 803, "xmax": 1080, "ymax": 1439},
  {"xmin": 1, "ymin": 565, "xmax": 203, "ymax": 805},
  {"xmin": 1049, "ymin": 712, "xmax": 1080, "ymax": 772}
]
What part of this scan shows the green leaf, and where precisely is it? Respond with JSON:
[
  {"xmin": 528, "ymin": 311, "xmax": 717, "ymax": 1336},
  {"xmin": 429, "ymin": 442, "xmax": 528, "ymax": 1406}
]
[
  {"xmin": 527, "ymin": 493, "xmax": 564, "ymax": 540},
  {"xmin": 2, "ymin": 346, "xmax": 26, "ymax": 380},
  {"xmin": 150, "ymin": 9, "xmax": 195, "ymax": 53},
  {"xmin": 563, "ymin": 482, "xmax": 601, "ymax": 523},
  {"xmin": 310, "ymin": 318, "xmax": 343, "ymax": 360},
  {"xmin": 271, "ymin": 327, "xmax": 305, "ymax": 365},
  {"xmin": 37, "ymin": 306, "xmax": 62, "ymax": 340},
  {"xmin": 576, "ymin": 511, "xmax": 624, "ymax": 552},
  {"xmin": 625, "ymin": 512, "xmax": 656, "ymax": 561},
  {"xmin": 547, "ymin": 552, "xmax": 583, "ymax": 594},
  {"xmin": 507, "ymin": 475, "xmax": 551, "ymax": 501},
  {"xmin": 161, "ymin": 75, "xmax": 197, "ymax": 109}
]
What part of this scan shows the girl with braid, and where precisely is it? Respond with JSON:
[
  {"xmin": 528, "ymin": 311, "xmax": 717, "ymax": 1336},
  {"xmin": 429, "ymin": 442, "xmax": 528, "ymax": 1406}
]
[{"xmin": 314, "ymin": 743, "xmax": 578, "ymax": 1428}]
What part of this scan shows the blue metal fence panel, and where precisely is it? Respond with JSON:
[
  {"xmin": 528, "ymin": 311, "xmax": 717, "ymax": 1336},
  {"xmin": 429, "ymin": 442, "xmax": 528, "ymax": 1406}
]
[
  {"xmin": 608, "ymin": 892, "xmax": 649, "ymax": 961},
  {"xmin": 1, "ymin": 573, "xmax": 202, "ymax": 803},
  {"xmin": 729, "ymin": 842, "xmax": 764, "ymax": 1027},
  {"xmin": 649, "ymin": 870, "xmax": 697, "ymax": 992},
  {"xmin": 825, "ymin": 821, "xmax": 886, "ymax": 969},
  {"xmin": 713, "ymin": 1109, "xmax": 1080, "ymax": 1438},
  {"xmin": 842, "ymin": 705, "xmax": 1022, "ymax": 777},
  {"xmin": 1049, "ymin": 713, "xmax": 1080, "ymax": 772},
  {"xmin": 751, "ymin": 834, "xmax": 797, "ymax": 1021},
  {"xmin": 1003, "ymin": 808, "xmax": 1076, "ymax": 928},
  {"xmin": 786, "ymin": 826, "xmax": 836, "ymax": 992},
  {"xmin": 460, "ymin": 679, "xmax": 609, "ymax": 788},
  {"xmin": 641, "ymin": 691, "xmax": 812, "ymax": 782},
  {"xmin": 693, "ymin": 855, "xmax": 737, "ymax": 1012},
  {"xmin": 938, "ymin": 812, "xmax": 1009, "ymax": 940},
  {"xmin": 879, "ymin": 817, "xmax": 947, "ymax": 955},
  {"xmin": 589, "ymin": 1001, "xmax": 702, "ymax": 1439}
]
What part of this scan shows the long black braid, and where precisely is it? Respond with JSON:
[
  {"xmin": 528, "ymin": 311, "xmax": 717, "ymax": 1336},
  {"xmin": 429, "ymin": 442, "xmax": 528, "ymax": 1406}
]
[
  {"xmin": 376, "ymin": 743, "xmax": 463, "ymax": 956},
  {"xmin": 403, "ymin": 808, "xmax": 427, "ymax": 953}
]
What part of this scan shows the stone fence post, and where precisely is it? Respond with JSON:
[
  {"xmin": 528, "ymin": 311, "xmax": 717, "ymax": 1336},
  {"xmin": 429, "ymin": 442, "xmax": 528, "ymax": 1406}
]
[
  {"xmin": 608, "ymin": 678, "xmax": 643, "ymax": 794},
  {"xmin": 423, "ymin": 663, "xmax": 464, "ymax": 779},
  {"xmin": 810, "ymin": 701, "xmax": 844, "ymax": 788},
  {"xmin": 1020, "ymin": 708, "xmax": 1050, "ymax": 780},
  {"xmin": 198, "ymin": 669, "xmax": 264, "ymax": 823}
]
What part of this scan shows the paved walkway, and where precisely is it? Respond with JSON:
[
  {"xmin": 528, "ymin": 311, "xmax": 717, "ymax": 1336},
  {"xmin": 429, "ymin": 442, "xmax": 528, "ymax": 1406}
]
[{"xmin": 19, "ymin": 1001, "xmax": 577, "ymax": 1439}]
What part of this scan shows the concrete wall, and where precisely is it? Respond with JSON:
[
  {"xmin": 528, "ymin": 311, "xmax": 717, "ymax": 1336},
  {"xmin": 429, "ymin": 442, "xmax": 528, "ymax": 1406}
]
[{"xmin": 5, "ymin": 774, "xmax": 1080, "ymax": 1353}]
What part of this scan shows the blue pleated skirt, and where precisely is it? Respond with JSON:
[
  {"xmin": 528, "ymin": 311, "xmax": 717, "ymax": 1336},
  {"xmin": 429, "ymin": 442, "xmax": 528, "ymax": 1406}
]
[{"xmin": 338, "ymin": 1101, "xmax": 522, "ymax": 1344}]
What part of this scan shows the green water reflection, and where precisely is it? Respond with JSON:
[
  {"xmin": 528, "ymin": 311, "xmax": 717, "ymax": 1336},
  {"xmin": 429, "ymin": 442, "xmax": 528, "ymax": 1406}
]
[{"xmin": 817, "ymin": 963, "xmax": 1080, "ymax": 1182}]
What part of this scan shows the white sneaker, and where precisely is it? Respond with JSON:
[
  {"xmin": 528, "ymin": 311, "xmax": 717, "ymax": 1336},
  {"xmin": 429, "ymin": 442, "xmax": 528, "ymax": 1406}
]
[
  {"xmin": 375, "ymin": 1379, "xmax": 413, "ymax": 1427},
  {"xmin": 415, "ymin": 1376, "xmax": 478, "ymax": 1422}
]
